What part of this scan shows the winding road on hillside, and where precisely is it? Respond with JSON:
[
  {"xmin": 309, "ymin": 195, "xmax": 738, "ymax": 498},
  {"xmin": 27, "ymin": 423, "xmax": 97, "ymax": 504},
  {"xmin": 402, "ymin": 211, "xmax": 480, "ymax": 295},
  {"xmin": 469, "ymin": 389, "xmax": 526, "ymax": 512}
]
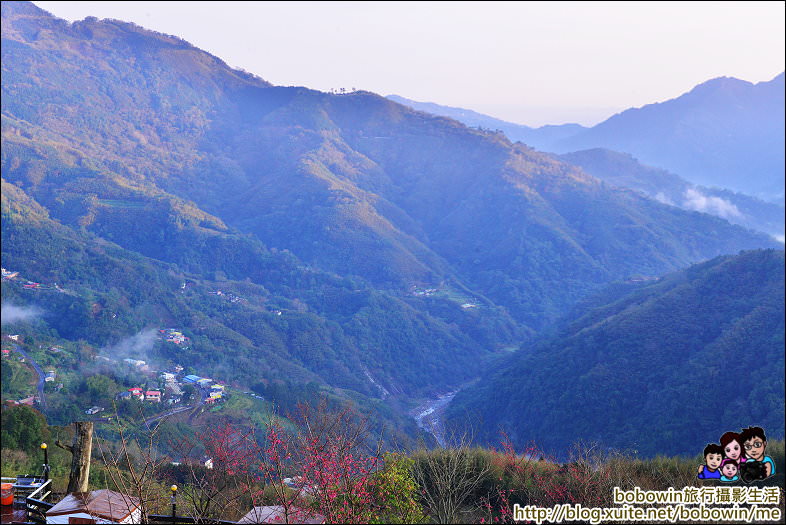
[
  {"xmin": 13, "ymin": 344, "xmax": 47, "ymax": 412},
  {"xmin": 144, "ymin": 405, "xmax": 192, "ymax": 429}
]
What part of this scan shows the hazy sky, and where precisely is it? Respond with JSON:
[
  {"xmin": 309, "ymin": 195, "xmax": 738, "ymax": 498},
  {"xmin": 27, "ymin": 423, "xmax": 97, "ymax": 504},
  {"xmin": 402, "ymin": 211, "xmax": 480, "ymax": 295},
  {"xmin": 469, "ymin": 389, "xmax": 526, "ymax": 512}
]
[{"xmin": 33, "ymin": 1, "xmax": 785, "ymax": 126}]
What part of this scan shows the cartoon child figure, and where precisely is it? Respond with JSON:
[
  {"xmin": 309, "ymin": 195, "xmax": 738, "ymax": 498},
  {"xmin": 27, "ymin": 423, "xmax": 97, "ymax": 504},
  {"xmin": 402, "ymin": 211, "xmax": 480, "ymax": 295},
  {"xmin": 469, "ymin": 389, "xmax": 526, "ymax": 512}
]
[
  {"xmin": 720, "ymin": 459, "xmax": 739, "ymax": 482},
  {"xmin": 720, "ymin": 431, "xmax": 746, "ymax": 465},
  {"xmin": 740, "ymin": 426, "xmax": 775, "ymax": 478},
  {"xmin": 697, "ymin": 443, "xmax": 723, "ymax": 479}
]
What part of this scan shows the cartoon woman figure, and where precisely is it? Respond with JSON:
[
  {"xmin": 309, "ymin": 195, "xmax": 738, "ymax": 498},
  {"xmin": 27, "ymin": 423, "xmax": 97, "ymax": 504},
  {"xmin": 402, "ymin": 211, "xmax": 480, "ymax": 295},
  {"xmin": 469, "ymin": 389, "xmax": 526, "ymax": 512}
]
[{"xmin": 720, "ymin": 431, "xmax": 746, "ymax": 465}]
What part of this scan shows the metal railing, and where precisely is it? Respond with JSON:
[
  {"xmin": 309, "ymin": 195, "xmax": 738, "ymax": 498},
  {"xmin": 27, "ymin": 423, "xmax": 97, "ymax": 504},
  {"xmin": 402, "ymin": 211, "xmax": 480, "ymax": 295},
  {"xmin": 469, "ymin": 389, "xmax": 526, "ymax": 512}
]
[
  {"xmin": 26, "ymin": 478, "xmax": 52, "ymax": 502},
  {"xmin": 147, "ymin": 515, "xmax": 238, "ymax": 524},
  {"xmin": 25, "ymin": 478, "xmax": 54, "ymax": 523}
]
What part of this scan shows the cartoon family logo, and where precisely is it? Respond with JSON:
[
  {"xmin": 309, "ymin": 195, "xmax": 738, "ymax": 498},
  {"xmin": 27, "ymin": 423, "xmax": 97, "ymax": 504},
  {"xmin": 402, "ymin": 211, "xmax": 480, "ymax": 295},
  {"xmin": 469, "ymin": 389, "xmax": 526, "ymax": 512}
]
[{"xmin": 698, "ymin": 426, "xmax": 776, "ymax": 483}]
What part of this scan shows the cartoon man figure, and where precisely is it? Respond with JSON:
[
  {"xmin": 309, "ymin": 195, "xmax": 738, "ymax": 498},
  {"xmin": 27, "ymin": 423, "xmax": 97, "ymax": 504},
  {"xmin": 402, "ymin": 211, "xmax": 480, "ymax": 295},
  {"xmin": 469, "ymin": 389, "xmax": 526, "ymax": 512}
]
[
  {"xmin": 720, "ymin": 459, "xmax": 739, "ymax": 482},
  {"xmin": 740, "ymin": 426, "xmax": 775, "ymax": 478},
  {"xmin": 697, "ymin": 443, "xmax": 723, "ymax": 479}
]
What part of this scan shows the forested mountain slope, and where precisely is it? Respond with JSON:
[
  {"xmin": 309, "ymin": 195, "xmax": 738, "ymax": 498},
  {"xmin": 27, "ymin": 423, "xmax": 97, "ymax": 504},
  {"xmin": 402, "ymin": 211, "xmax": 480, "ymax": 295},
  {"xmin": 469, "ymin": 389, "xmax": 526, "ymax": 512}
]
[
  {"xmin": 447, "ymin": 249, "xmax": 785, "ymax": 457},
  {"xmin": 2, "ymin": 2, "xmax": 778, "ymax": 339}
]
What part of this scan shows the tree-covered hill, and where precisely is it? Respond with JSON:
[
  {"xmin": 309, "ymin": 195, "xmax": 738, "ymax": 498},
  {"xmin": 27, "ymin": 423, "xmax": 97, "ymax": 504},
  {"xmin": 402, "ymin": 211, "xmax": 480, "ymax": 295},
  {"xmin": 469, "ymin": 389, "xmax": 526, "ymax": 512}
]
[
  {"xmin": 2, "ymin": 177, "xmax": 521, "ymax": 403},
  {"xmin": 446, "ymin": 249, "xmax": 785, "ymax": 458},
  {"xmin": 387, "ymin": 96, "xmax": 785, "ymax": 238},
  {"xmin": 2, "ymin": 1, "xmax": 780, "ymax": 335}
]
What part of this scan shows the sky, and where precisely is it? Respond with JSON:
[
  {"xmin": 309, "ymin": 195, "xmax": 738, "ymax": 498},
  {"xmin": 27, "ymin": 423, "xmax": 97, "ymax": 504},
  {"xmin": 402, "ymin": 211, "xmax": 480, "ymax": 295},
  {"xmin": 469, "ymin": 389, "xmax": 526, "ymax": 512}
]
[{"xmin": 33, "ymin": 1, "xmax": 786, "ymax": 127}]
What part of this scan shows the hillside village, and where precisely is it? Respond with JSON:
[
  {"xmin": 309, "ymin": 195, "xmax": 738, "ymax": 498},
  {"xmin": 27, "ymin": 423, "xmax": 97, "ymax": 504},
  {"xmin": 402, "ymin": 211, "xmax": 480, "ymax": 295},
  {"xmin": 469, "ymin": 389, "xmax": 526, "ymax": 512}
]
[
  {"xmin": 3, "ymin": 267, "xmax": 70, "ymax": 294},
  {"xmin": 1, "ymin": 265, "xmax": 271, "ymax": 421},
  {"xmin": 2, "ymin": 329, "xmax": 239, "ymax": 428}
]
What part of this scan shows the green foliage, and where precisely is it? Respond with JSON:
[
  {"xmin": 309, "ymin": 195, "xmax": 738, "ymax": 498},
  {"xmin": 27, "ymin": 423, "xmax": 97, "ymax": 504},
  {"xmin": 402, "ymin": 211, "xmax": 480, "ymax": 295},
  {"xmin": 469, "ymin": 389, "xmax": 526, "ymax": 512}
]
[
  {"xmin": 181, "ymin": 384, "xmax": 196, "ymax": 404},
  {"xmin": 1, "ymin": 356, "xmax": 36, "ymax": 399},
  {"xmin": 370, "ymin": 452, "xmax": 425, "ymax": 524},
  {"xmin": 0, "ymin": 405, "xmax": 49, "ymax": 453},
  {"xmin": 0, "ymin": 392, "xmax": 782, "ymax": 522},
  {"xmin": 83, "ymin": 374, "xmax": 119, "ymax": 403}
]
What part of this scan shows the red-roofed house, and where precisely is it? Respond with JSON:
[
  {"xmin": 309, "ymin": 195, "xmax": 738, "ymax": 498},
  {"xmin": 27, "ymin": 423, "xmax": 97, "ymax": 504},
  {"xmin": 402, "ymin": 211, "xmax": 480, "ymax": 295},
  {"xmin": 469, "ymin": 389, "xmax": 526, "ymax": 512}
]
[
  {"xmin": 145, "ymin": 391, "xmax": 161, "ymax": 402},
  {"xmin": 17, "ymin": 396, "xmax": 37, "ymax": 406},
  {"xmin": 128, "ymin": 388, "xmax": 144, "ymax": 401}
]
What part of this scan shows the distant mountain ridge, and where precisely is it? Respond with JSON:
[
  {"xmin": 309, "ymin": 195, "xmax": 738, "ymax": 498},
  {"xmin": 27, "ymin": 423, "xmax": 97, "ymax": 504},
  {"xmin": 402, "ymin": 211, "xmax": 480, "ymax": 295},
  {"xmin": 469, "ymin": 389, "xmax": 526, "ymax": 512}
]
[
  {"xmin": 385, "ymin": 94, "xmax": 586, "ymax": 152},
  {"xmin": 554, "ymin": 74, "xmax": 785, "ymax": 201},
  {"xmin": 389, "ymin": 73, "xmax": 785, "ymax": 203}
]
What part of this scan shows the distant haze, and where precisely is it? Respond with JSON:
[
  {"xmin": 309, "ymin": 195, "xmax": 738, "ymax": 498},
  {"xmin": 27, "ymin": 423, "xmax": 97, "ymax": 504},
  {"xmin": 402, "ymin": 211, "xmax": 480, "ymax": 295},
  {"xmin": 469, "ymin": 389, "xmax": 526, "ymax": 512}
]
[
  {"xmin": 1, "ymin": 302, "xmax": 43, "ymax": 325},
  {"xmin": 32, "ymin": 1, "xmax": 784, "ymax": 127},
  {"xmin": 99, "ymin": 329, "xmax": 159, "ymax": 362}
]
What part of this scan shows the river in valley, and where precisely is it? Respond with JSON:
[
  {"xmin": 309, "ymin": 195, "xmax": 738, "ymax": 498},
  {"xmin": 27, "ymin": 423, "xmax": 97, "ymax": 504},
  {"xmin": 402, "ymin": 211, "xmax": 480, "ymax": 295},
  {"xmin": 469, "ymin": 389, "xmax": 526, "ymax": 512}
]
[{"xmin": 412, "ymin": 390, "xmax": 458, "ymax": 447}]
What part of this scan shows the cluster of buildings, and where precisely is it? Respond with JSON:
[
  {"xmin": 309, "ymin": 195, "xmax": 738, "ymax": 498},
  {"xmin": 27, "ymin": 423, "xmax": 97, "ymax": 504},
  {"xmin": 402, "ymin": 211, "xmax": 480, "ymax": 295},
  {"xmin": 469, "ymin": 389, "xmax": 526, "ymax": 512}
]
[
  {"xmin": 208, "ymin": 289, "xmax": 245, "ymax": 304},
  {"xmin": 2, "ymin": 268, "xmax": 19, "ymax": 280},
  {"xmin": 183, "ymin": 374, "xmax": 225, "ymax": 403},
  {"xmin": 207, "ymin": 383, "xmax": 225, "ymax": 402},
  {"xmin": 2, "ymin": 267, "xmax": 64, "ymax": 292},
  {"xmin": 410, "ymin": 285, "xmax": 438, "ymax": 297},
  {"xmin": 408, "ymin": 284, "xmax": 480, "ymax": 309},
  {"xmin": 114, "ymin": 367, "xmax": 228, "ymax": 407},
  {"xmin": 158, "ymin": 328, "xmax": 189, "ymax": 346},
  {"xmin": 117, "ymin": 387, "xmax": 161, "ymax": 403}
]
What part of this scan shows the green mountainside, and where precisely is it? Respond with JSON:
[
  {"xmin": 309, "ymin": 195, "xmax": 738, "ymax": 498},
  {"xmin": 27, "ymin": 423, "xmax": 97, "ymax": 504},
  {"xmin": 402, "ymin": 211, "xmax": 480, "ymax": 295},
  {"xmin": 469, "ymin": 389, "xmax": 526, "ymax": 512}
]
[
  {"xmin": 559, "ymin": 148, "xmax": 785, "ymax": 240},
  {"xmin": 2, "ymin": 175, "xmax": 515, "ymax": 398},
  {"xmin": 447, "ymin": 249, "xmax": 785, "ymax": 458},
  {"xmin": 1, "ymin": 1, "xmax": 782, "ymax": 450},
  {"xmin": 3, "ymin": 2, "xmax": 777, "ymax": 330}
]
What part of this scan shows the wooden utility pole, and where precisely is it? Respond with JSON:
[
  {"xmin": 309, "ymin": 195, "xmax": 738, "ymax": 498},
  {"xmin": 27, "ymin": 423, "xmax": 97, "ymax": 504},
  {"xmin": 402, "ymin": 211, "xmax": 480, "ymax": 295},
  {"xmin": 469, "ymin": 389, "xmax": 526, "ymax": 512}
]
[{"xmin": 56, "ymin": 421, "xmax": 94, "ymax": 493}]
